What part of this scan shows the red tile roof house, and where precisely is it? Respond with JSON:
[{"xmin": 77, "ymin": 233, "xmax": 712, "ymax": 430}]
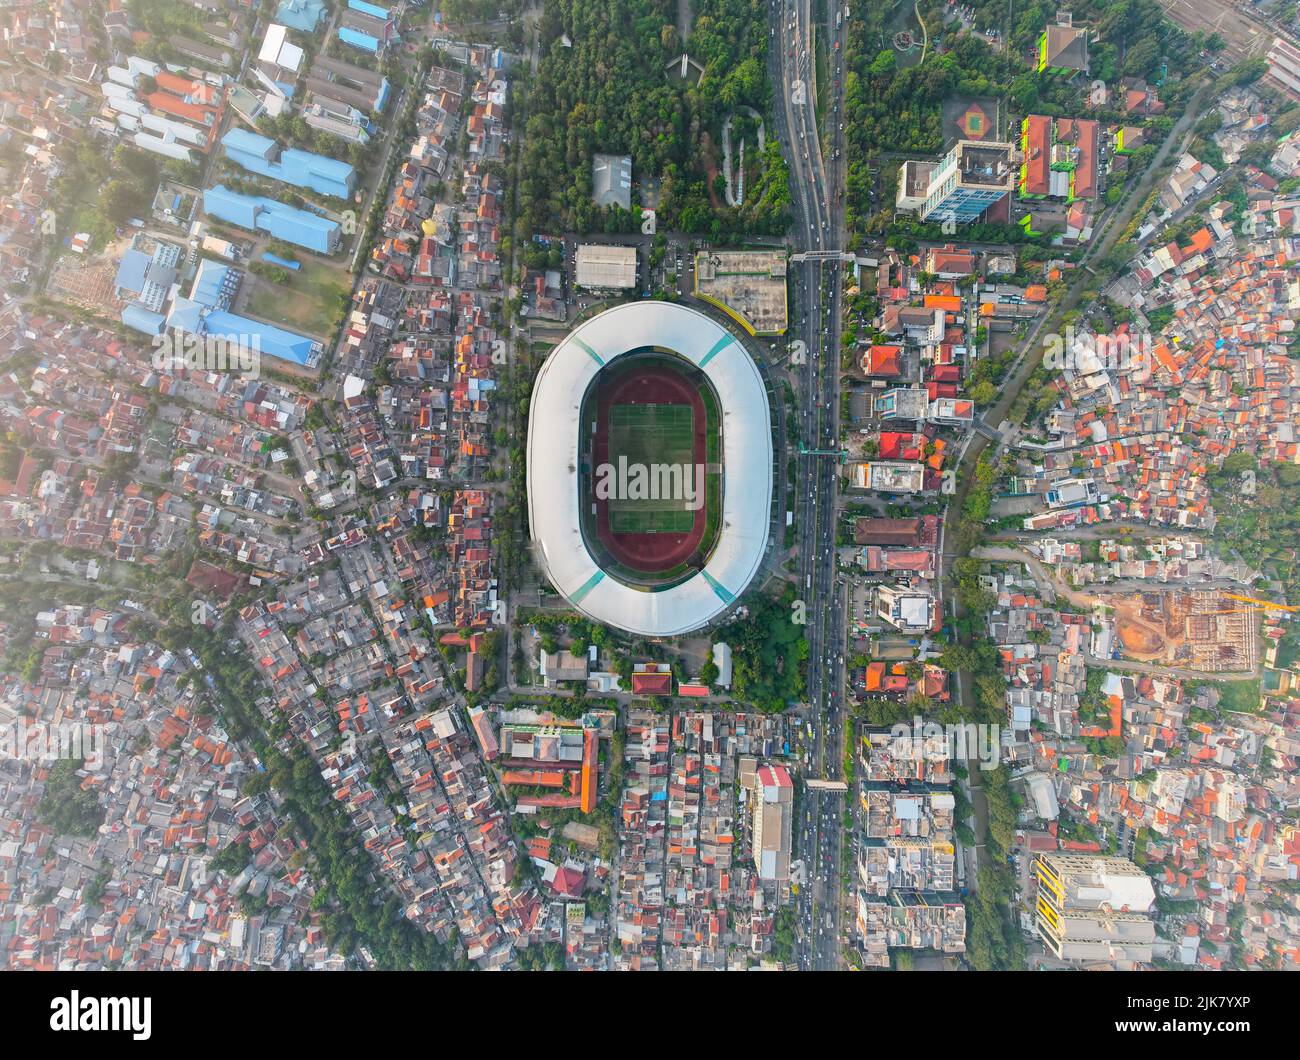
[
  {"xmin": 1020, "ymin": 114, "xmax": 1053, "ymax": 198},
  {"xmin": 862, "ymin": 344, "xmax": 902, "ymax": 377},
  {"xmin": 878, "ymin": 431, "xmax": 924, "ymax": 460},
  {"xmin": 926, "ymin": 244, "xmax": 975, "ymax": 277},
  {"xmin": 1055, "ymin": 117, "xmax": 1099, "ymax": 200},
  {"xmin": 631, "ymin": 665, "xmax": 674, "ymax": 696},
  {"xmin": 853, "ymin": 516, "xmax": 925, "ymax": 546}
]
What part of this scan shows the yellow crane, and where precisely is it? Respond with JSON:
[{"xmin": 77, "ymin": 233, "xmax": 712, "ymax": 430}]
[{"xmin": 1210, "ymin": 594, "xmax": 1300, "ymax": 616}]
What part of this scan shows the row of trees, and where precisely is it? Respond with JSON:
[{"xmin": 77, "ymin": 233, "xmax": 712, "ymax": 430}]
[
  {"xmin": 181, "ymin": 621, "xmax": 470, "ymax": 969},
  {"xmin": 930, "ymin": 448, "xmax": 1028, "ymax": 968}
]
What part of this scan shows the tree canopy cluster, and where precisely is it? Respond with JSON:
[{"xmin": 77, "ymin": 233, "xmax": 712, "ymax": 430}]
[
  {"xmin": 516, "ymin": 0, "xmax": 788, "ymax": 240},
  {"xmin": 1208, "ymin": 454, "xmax": 1300, "ymax": 604},
  {"xmin": 718, "ymin": 585, "xmax": 808, "ymax": 713},
  {"xmin": 38, "ymin": 759, "xmax": 106, "ymax": 838},
  {"xmin": 52, "ymin": 137, "xmax": 176, "ymax": 252}
]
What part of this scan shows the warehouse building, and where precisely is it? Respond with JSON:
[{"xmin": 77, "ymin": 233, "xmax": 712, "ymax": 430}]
[
  {"xmin": 574, "ymin": 244, "xmax": 637, "ymax": 289},
  {"xmin": 203, "ymin": 185, "xmax": 341, "ymax": 254},
  {"xmin": 221, "ymin": 128, "xmax": 356, "ymax": 199}
]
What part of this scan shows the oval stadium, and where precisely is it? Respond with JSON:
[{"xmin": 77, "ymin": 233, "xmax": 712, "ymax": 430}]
[{"xmin": 526, "ymin": 301, "xmax": 773, "ymax": 637}]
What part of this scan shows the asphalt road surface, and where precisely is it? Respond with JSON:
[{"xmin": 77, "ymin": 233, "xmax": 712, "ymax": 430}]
[{"xmin": 771, "ymin": 0, "xmax": 850, "ymax": 971}]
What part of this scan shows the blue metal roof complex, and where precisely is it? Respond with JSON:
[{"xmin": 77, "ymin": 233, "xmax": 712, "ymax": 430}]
[
  {"xmin": 114, "ymin": 249, "xmax": 150, "ymax": 297},
  {"xmin": 347, "ymin": 0, "xmax": 390, "ymax": 18},
  {"xmin": 204, "ymin": 309, "xmax": 321, "ymax": 368},
  {"xmin": 165, "ymin": 293, "xmax": 322, "ymax": 370},
  {"xmin": 221, "ymin": 128, "xmax": 356, "ymax": 199},
  {"xmin": 122, "ymin": 303, "xmax": 166, "ymax": 335},
  {"xmin": 174, "ymin": 242, "xmax": 322, "ymax": 369},
  {"xmin": 190, "ymin": 259, "xmax": 240, "ymax": 310},
  {"xmin": 204, "ymin": 185, "xmax": 340, "ymax": 254},
  {"xmin": 275, "ymin": 0, "xmax": 325, "ymax": 32},
  {"xmin": 338, "ymin": 25, "xmax": 381, "ymax": 53}
]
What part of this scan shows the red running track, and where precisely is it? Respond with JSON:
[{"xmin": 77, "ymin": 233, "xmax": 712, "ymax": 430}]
[{"xmin": 591, "ymin": 364, "xmax": 708, "ymax": 573}]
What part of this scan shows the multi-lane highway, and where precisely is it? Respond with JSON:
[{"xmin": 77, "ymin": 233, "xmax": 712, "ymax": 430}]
[{"xmin": 770, "ymin": 0, "xmax": 849, "ymax": 970}]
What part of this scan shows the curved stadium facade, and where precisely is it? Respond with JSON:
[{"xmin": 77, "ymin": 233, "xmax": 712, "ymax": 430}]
[{"xmin": 526, "ymin": 302, "xmax": 772, "ymax": 637}]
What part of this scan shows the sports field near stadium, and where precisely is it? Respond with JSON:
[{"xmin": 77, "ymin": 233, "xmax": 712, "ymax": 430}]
[
  {"xmin": 606, "ymin": 403, "xmax": 697, "ymax": 534},
  {"xmin": 587, "ymin": 353, "xmax": 718, "ymax": 575}
]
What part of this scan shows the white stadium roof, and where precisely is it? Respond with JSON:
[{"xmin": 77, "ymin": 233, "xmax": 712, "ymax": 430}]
[{"xmin": 526, "ymin": 301, "xmax": 772, "ymax": 637}]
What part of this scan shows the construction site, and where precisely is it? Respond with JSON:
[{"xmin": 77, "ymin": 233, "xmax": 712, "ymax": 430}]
[
  {"xmin": 1109, "ymin": 589, "xmax": 1262, "ymax": 673},
  {"xmin": 692, "ymin": 249, "xmax": 789, "ymax": 335}
]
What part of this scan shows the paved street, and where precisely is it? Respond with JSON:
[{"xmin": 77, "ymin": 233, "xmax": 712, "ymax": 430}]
[{"xmin": 771, "ymin": 0, "xmax": 850, "ymax": 970}]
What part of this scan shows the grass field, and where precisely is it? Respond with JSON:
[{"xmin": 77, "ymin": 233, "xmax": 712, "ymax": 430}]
[
  {"xmin": 607, "ymin": 402, "xmax": 697, "ymax": 533},
  {"xmin": 610, "ymin": 508, "xmax": 696, "ymax": 532},
  {"xmin": 244, "ymin": 258, "xmax": 351, "ymax": 339}
]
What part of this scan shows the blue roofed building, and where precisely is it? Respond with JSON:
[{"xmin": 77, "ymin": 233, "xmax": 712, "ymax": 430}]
[
  {"xmin": 190, "ymin": 258, "xmax": 241, "ymax": 310},
  {"xmin": 337, "ymin": 8, "xmax": 394, "ymax": 54},
  {"xmin": 204, "ymin": 184, "xmax": 262, "ymax": 229},
  {"xmin": 122, "ymin": 303, "xmax": 167, "ymax": 335},
  {"xmin": 221, "ymin": 128, "xmax": 356, "ymax": 199},
  {"xmin": 276, "ymin": 0, "xmax": 326, "ymax": 32},
  {"xmin": 162, "ymin": 261, "xmax": 323, "ymax": 370},
  {"xmin": 167, "ymin": 296, "xmax": 206, "ymax": 334},
  {"xmin": 347, "ymin": 0, "xmax": 390, "ymax": 18},
  {"xmin": 116, "ymin": 236, "xmax": 183, "ymax": 334},
  {"xmin": 114, "ymin": 239, "xmax": 181, "ymax": 312},
  {"xmin": 204, "ymin": 185, "xmax": 342, "ymax": 254},
  {"xmin": 338, "ymin": 25, "xmax": 381, "ymax": 53},
  {"xmin": 115, "ymin": 249, "xmax": 152, "ymax": 301},
  {"xmin": 204, "ymin": 309, "xmax": 322, "ymax": 369}
]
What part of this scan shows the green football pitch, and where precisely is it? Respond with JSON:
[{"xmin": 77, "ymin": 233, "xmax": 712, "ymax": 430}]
[{"xmin": 607, "ymin": 403, "xmax": 697, "ymax": 534}]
